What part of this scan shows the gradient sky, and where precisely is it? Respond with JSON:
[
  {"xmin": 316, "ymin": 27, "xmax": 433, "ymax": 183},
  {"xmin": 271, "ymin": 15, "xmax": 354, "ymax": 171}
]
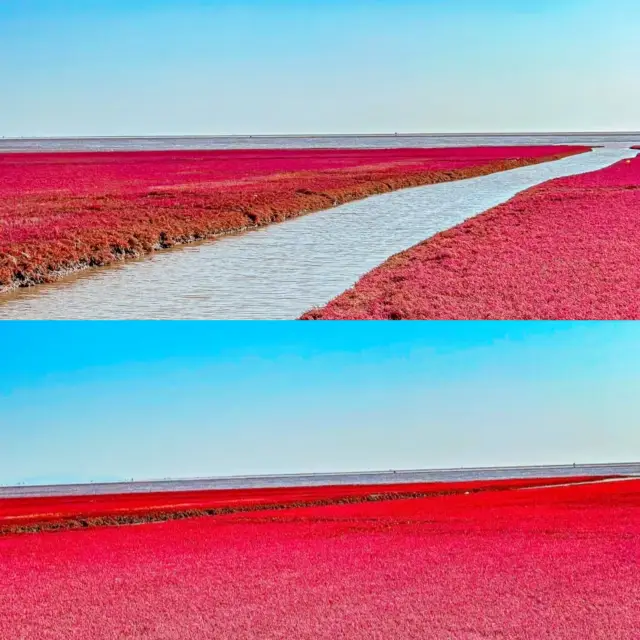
[
  {"xmin": 2, "ymin": 0, "xmax": 639, "ymax": 137},
  {"xmin": 1, "ymin": 321, "xmax": 639, "ymax": 486}
]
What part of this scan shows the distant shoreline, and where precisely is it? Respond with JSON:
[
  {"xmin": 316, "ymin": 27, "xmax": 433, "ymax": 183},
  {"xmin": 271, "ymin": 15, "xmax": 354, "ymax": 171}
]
[
  {"xmin": 3, "ymin": 461, "xmax": 639, "ymax": 498},
  {"xmin": 2, "ymin": 131, "xmax": 640, "ymax": 142}
]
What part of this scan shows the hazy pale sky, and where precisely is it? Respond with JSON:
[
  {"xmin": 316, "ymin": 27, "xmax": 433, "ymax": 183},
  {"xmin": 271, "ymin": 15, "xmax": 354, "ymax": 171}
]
[
  {"xmin": 1, "ymin": 322, "xmax": 639, "ymax": 486},
  {"xmin": 1, "ymin": 0, "xmax": 639, "ymax": 137}
]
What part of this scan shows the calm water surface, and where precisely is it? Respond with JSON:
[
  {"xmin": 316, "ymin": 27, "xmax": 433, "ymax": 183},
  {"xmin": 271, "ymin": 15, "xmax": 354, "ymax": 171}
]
[
  {"xmin": 2, "ymin": 462, "xmax": 638, "ymax": 498},
  {"xmin": 0, "ymin": 146, "xmax": 636, "ymax": 319}
]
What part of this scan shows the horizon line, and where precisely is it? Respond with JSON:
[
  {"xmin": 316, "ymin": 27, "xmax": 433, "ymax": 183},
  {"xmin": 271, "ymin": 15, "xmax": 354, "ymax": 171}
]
[
  {"xmin": 2, "ymin": 131, "xmax": 640, "ymax": 142},
  {"xmin": 4, "ymin": 460, "xmax": 640, "ymax": 492}
]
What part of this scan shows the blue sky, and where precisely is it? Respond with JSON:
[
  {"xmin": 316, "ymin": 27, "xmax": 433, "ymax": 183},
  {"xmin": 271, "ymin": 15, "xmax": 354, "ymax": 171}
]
[
  {"xmin": 1, "ymin": 321, "xmax": 639, "ymax": 486},
  {"xmin": 1, "ymin": 0, "xmax": 639, "ymax": 137}
]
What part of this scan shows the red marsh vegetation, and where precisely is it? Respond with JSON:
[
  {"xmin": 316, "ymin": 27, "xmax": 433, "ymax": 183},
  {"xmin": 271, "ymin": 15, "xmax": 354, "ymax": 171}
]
[
  {"xmin": 0, "ymin": 475, "xmax": 608, "ymax": 535},
  {"xmin": 0, "ymin": 478, "xmax": 637, "ymax": 639},
  {"xmin": 303, "ymin": 153, "xmax": 640, "ymax": 320},
  {"xmin": 0, "ymin": 146, "xmax": 588, "ymax": 291}
]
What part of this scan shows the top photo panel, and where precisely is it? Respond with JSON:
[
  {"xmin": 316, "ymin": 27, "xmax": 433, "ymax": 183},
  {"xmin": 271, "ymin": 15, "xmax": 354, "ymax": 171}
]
[{"xmin": 1, "ymin": 1, "xmax": 639, "ymax": 320}]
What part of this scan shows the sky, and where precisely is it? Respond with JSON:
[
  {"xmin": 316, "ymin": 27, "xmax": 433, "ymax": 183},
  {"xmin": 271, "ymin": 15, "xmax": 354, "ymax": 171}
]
[
  {"xmin": 1, "ymin": 321, "xmax": 639, "ymax": 486},
  {"xmin": 1, "ymin": 0, "xmax": 639, "ymax": 137}
]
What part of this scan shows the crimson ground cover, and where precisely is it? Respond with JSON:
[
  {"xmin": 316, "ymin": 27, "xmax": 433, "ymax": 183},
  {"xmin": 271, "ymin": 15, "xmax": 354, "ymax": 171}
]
[
  {"xmin": 303, "ymin": 152, "xmax": 640, "ymax": 320},
  {"xmin": 1, "ymin": 479, "xmax": 637, "ymax": 639},
  {"xmin": 0, "ymin": 475, "xmax": 606, "ymax": 535},
  {"xmin": 0, "ymin": 146, "xmax": 588, "ymax": 290},
  {"xmin": 227, "ymin": 478, "xmax": 640, "ymax": 530}
]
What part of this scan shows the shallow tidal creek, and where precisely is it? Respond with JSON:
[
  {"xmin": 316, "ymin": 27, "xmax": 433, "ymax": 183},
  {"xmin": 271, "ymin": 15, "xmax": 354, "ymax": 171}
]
[{"xmin": 0, "ymin": 147, "xmax": 636, "ymax": 319}]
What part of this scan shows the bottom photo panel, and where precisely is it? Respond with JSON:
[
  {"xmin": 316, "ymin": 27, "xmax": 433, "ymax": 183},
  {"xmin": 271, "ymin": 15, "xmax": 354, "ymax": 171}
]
[{"xmin": 1, "ymin": 321, "xmax": 639, "ymax": 640}]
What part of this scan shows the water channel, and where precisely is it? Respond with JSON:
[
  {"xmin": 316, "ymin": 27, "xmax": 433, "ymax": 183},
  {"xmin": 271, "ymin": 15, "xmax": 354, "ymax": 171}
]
[{"xmin": 0, "ymin": 146, "xmax": 636, "ymax": 319}]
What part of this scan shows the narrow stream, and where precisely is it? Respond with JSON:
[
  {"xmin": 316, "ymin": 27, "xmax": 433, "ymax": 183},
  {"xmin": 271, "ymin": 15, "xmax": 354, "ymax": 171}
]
[{"xmin": 0, "ymin": 147, "xmax": 635, "ymax": 319}]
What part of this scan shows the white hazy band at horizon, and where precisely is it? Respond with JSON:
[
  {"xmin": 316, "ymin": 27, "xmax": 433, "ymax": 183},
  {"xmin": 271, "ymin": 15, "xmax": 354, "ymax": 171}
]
[
  {"xmin": 1, "ymin": 132, "xmax": 638, "ymax": 152},
  {"xmin": 2, "ymin": 462, "xmax": 639, "ymax": 499},
  {"xmin": 1, "ymin": 147, "xmax": 636, "ymax": 320}
]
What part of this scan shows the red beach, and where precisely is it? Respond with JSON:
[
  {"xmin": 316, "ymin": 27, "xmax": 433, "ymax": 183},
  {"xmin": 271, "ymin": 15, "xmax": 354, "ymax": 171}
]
[
  {"xmin": 0, "ymin": 477, "xmax": 637, "ymax": 639},
  {"xmin": 0, "ymin": 475, "xmax": 607, "ymax": 535},
  {"xmin": 303, "ymin": 152, "xmax": 640, "ymax": 320},
  {"xmin": 0, "ymin": 146, "xmax": 588, "ymax": 291}
]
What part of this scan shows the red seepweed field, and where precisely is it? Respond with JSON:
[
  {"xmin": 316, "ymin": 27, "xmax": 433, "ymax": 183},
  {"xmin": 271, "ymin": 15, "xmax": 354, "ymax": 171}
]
[
  {"xmin": 0, "ymin": 145, "xmax": 588, "ymax": 291},
  {"xmin": 0, "ymin": 475, "xmax": 609, "ymax": 535},
  {"xmin": 0, "ymin": 477, "xmax": 638, "ymax": 639},
  {"xmin": 303, "ymin": 151, "xmax": 640, "ymax": 320}
]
